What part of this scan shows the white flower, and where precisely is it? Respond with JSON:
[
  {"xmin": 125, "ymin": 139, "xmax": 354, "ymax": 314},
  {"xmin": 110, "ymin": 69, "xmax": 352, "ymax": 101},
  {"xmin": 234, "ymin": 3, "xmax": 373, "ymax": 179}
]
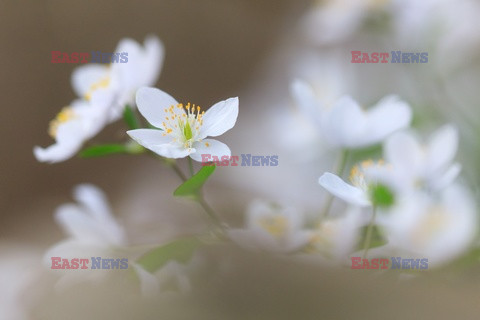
[
  {"xmin": 33, "ymin": 99, "xmax": 111, "ymax": 163},
  {"xmin": 227, "ymin": 200, "xmax": 312, "ymax": 253},
  {"xmin": 319, "ymin": 125, "xmax": 461, "ymax": 207},
  {"xmin": 307, "ymin": 207, "xmax": 362, "ymax": 261},
  {"xmin": 43, "ymin": 184, "xmax": 127, "ymax": 289},
  {"xmin": 380, "ymin": 183, "xmax": 477, "ymax": 266},
  {"xmin": 318, "ymin": 160, "xmax": 390, "ymax": 207},
  {"xmin": 34, "ymin": 36, "xmax": 164, "ymax": 163},
  {"xmin": 291, "ymin": 80, "xmax": 412, "ymax": 149},
  {"xmin": 127, "ymin": 87, "xmax": 239, "ymax": 161},
  {"xmin": 71, "ymin": 35, "xmax": 164, "ymax": 120},
  {"xmin": 132, "ymin": 256, "xmax": 200, "ymax": 297},
  {"xmin": 383, "ymin": 125, "xmax": 461, "ymax": 192}
]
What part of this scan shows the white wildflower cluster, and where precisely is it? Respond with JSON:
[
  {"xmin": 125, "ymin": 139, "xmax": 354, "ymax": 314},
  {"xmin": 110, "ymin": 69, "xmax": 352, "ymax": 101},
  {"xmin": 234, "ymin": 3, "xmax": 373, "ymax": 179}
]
[{"xmin": 9, "ymin": 0, "xmax": 480, "ymax": 316}]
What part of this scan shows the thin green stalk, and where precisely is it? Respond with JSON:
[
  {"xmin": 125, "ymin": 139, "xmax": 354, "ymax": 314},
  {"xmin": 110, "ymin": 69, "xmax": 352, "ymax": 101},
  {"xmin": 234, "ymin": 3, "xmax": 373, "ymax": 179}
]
[
  {"xmin": 362, "ymin": 205, "xmax": 377, "ymax": 259},
  {"xmin": 187, "ymin": 157, "xmax": 194, "ymax": 177},
  {"xmin": 161, "ymin": 155, "xmax": 224, "ymax": 231}
]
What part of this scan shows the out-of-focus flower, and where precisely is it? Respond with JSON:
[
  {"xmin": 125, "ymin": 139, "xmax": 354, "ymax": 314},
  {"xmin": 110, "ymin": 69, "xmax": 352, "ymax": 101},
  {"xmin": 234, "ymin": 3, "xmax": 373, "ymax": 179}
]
[
  {"xmin": 291, "ymin": 80, "xmax": 412, "ymax": 149},
  {"xmin": 307, "ymin": 207, "xmax": 362, "ymax": 261},
  {"xmin": 34, "ymin": 36, "xmax": 164, "ymax": 163},
  {"xmin": 133, "ymin": 256, "xmax": 200, "ymax": 297},
  {"xmin": 383, "ymin": 125, "xmax": 461, "ymax": 192},
  {"xmin": 127, "ymin": 87, "xmax": 239, "ymax": 161},
  {"xmin": 43, "ymin": 184, "xmax": 127, "ymax": 289},
  {"xmin": 227, "ymin": 200, "xmax": 312, "ymax": 253},
  {"xmin": 72, "ymin": 35, "xmax": 164, "ymax": 121},
  {"xmin": 380, "ymin": 183, "xmax": 477, "ymax": 266},
  {"xmin": 33, "ymin": 99, "xmax": 111, "ymax": 163},
  {"xmin": 318, "ymin": 160, "xmax": 390, "ymax": 207}
]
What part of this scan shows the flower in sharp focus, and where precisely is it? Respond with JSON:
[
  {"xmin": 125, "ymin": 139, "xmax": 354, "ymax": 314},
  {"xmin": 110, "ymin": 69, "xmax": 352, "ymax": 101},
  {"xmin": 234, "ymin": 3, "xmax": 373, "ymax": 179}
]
[
  {"xmin": 318, "ymin": 160, "xmax": 394, "ymax": 207},
  {"xmin": 71, "ymin": 35, "xmax": 164, "ymax": 121},
  {"xmin": 227, "ymin": 200, "xmax": 312, "ymax": 253},
  {"xmin": 127, "ymin": 87, "xmax": 239, "ymax": 161},
  {"xmin": 380, "ymin": 183, "xmax": 477, "ymax": 266},
  {"xmin": 43, "ymin": 184, "xmax": 127, "ymax": 289},
  {"xmin": 291, "ymin": 80, "xmax": 412, "ymax": 149},
  {"xmin": 383, "ymin": 124, "xmax": 461, "ymax": 192}
]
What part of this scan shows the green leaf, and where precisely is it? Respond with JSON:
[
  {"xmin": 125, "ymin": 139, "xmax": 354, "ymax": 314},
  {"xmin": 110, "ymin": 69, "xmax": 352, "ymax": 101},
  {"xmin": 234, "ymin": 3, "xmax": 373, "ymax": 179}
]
[
  {"xmin": 79, "ymin": 144, "xmax": 129, "ymax": 158},
  {"xmin": 136, "ymin": 237, "xmax": 201, "ymax": 273},
  {"xmin": 356, "ymin": 225, "xmax": 387, "ymax": 251},
  {"xmin": 370, "ymin": 184, "xmax": 395, "ymax": 208},
  {"xmin": 123, "ymin": 105, "xmax": 140, "ymax": 130},
  {"xmin": 173, "ymin": 164, "xmax": 216, "ymax": 199}
]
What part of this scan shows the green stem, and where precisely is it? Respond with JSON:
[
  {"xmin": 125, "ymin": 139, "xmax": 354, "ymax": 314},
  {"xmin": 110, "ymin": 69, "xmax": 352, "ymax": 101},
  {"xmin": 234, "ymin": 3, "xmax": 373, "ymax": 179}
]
[
  {"xmin": 319, "ymin": 149, "xmax": 349, "ymax": 220},
  {"xmin": 362, "ymin": 205, "xmax": 377, "ymax": 259},
  {"xmin": 187, "ymin": 157, "xmax": 194, "ymax": 177},
  {"xmin": 160, "ymin": 155, "xmax": 224, "ymax": 232}
]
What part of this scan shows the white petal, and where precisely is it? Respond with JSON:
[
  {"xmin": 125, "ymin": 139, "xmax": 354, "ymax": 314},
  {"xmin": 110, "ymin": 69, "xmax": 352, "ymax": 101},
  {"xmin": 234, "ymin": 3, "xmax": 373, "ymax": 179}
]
[
  {"xmin": 361, "ymin": 95, "xmax": 412, "ymax": 146},
  {"xmin": 71, "ymin": 64, "xmax": 110, "ymax": 98},
  {"xmin": 190, "ymin": 139, "xmax": 231, "ymax": 162},
  {"xmin": 322, "ymin": 96, "xmax": 366, "ymax": 147},
  {"xmin": 141, "ymin": 35, "xmax": 165, "ymax": 87},
  {"xmin": 73, "ymin": 184, "xmax": 126, "ymax": 245},
  {"xmin": 431, "ymin": 163, "xmax": 461, "ymax": 190},
  {"xmin": 318, "ymin": 172, "xmax": 370, "ymax": 207},
  {"xmin": 198, "ymin": 97, "xmax": 239, "ymax": 139},
  {"xmin": 132, "ymin": 263, "xmax": 160, "ymax": 297},
  {"xmin": 426, "ymin": 124, "xmax": 458, "ymax": 175},
  {"xmin": 290, "ymin": 79, "xmax": 322, "ymax": 125},
  {"xmin": 384, "ymin": 130, "xmax": 423, "ymax": 175},
  {"xmin": 127, "ymin": 129, "xmax": 173, "ymax": 147},
  {"xmin": 73, "ymin": 184, "xmax": 111, "ymax": 221},
  {"xmin": 135, "ymin": 87, "xmax": 181, "ymax": 129},
  {"xmin": 54, "ymin": 204, "xmax": 109, "ymax": 243},
  {"xmin": 33, "ymin": 141, "xmax": 81, "ymax": 163},
  {"xmin": 149, "ymin": 143, "xmax": 193, "ymax": 159}
]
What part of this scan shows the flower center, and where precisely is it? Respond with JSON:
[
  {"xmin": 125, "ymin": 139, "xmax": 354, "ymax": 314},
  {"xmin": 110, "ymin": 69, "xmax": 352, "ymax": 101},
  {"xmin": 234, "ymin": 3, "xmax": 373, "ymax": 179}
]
[
  {"xmin": 84, "ymin": 76, "xmax": 110, "ymax": 101},
  {"xmin": 48, "ymin": 107, "xmax": 75, "ymax": 138},
  {"xmin": 161, "ymin": 103, "xmax": 205, "ymax": 149},
  {"xmin": 258, "ymin": 216, "xmax": 288, "ymax": 237},
  {"xmin": 349, "ymin": 159, "xmax": 386, "ymax": 190}
]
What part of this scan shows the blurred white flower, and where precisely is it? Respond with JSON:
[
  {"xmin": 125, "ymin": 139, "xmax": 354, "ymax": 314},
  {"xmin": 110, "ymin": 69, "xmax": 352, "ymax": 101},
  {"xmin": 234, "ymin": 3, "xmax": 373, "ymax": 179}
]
[
  {"xmin": 291, "ymin": 80, "xmax": 412, "ymax": 149},
  {"xmin": 307, "ymin": 207, "xmax": 362, "ymax": 261},
  {"xmin": 72, "ymin": 35, "xmax": 164, "ymax": 121},
  {"xmin": 380, "ymin": 183, "xmax": 477, "ymax": 266},
  {"xmin": 34, "ymin": 36, "xmax": 164, "ymax": 163},
  {"xmin": 133, "ymin": 257, "xmax": 199, "ymax": 297},
  {"xmin": 318, "ymin": 160, "xmax": 390, "ymax": 207},
  {"xmin": 383, "ymin": 125, "xmax": 461, "ymax": 192},
  {"xmin": 227, "ymin": 200, "xmax": 312, "ymax": 253},
  {"xmin": 43, "ymin": 184, "xmax": 127, "ymax": 289},
  {"xmin": 127, "ymin": 87, "xmax": 239, "ymax": 161},
  {"xmin": 33, "ymin": 99, "xmax": 111, "ymax": 163}
]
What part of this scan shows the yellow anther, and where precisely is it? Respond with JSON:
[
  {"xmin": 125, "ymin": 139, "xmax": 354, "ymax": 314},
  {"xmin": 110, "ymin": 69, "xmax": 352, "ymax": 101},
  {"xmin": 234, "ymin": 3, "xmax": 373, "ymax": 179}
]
[{"xmin": 48, "ymin": 107, "xmax": 75, "ymax": 138}]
